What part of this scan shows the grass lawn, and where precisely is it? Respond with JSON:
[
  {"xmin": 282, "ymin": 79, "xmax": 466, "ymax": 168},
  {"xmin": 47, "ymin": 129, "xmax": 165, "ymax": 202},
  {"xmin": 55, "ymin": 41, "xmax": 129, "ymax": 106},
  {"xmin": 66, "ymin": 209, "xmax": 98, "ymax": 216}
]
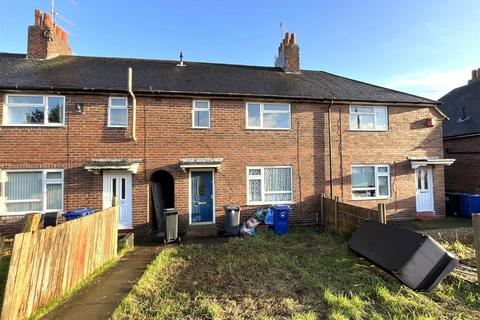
[{"xmin": 113, "ymin": 227, "xmax": 479, "ymax": 320}]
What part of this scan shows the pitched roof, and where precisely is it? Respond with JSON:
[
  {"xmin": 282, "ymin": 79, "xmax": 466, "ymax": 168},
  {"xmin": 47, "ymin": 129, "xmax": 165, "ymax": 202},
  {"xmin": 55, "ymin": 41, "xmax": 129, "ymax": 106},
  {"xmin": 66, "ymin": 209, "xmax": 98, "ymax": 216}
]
[
  {"xmin": 439, "ymin": 80, "xmax": 480, "ymax": 138},
  {"xmin": 0, "ymin": 52, "xmax": 437, "ymax": 105}
]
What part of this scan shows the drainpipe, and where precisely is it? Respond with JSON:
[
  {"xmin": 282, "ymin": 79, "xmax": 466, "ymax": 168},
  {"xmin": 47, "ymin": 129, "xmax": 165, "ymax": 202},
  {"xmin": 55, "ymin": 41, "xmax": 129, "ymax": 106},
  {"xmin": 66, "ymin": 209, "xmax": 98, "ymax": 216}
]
[
  {"xmin": 328, "ymin": 99, "xmax": 334, "ymax": 198},
  {"xmin": 128, "ymin": 67, "xmax": 137, "ymax": 142}
]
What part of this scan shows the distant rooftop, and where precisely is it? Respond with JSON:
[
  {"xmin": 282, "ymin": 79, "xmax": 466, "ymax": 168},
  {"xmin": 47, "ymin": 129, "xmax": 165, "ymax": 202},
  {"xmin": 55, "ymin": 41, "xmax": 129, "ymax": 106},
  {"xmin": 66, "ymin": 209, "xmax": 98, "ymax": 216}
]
[{"xmin": 439, "ymin": 69, "xmax": 480, "ymax": 138}]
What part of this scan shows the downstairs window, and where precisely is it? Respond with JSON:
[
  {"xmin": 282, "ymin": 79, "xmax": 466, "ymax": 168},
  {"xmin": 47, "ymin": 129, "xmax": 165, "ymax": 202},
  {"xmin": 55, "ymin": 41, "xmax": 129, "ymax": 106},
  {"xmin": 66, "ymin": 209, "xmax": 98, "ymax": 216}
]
[
  {"xmin": 0, "ymin": 170, "xmax": 64, "ymax": 215},
  {"xmin": 247, "ymin": 166, "xmax": 293, "ymax": 204},
  {"xmin": 351, "ymin": 165, "xmax": 390, "ymax": 199}
]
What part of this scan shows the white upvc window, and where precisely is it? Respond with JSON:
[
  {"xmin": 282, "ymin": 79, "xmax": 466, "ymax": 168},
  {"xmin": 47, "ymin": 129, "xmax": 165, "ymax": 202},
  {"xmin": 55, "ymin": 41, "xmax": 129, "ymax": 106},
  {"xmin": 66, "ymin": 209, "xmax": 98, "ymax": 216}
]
[
  {"xmin": 246, "ymin": 102, "xmax": 291, "ymax": 129},
  {"xmin": 192, "ymin": 100, "xmax": 210, "ymax": 128},
  {"xmin": 351, "ymin": 165, "xmax": 390, "ymax": 200},
  {"xmin": 3, "ymin": 94, "xmax": 65, "ymax": 126},
  {"xmin": 108, "ymin": 97, "xmax": 128, "ymax": 127},
  {"xmin": 0, "ymin": 169, "xmax": 64, "ymax": 215},
  {"xmin": 247, "ymin": 166, "xmax": 293, "ymax": 204},
  {"xmin": 349, "ymin": 106, "xmax": 388, "ymax": 131}
]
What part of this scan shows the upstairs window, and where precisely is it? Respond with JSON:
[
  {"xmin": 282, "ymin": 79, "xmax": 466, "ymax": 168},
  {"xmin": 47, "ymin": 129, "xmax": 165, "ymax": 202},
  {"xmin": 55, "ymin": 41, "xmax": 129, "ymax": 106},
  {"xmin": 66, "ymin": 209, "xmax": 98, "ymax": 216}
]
[
  {"xmin": 351, "ymin": 165, "xmax": 390, "ymax": 199},
  {"xmin": 0, "ymin": 169, "xmax": 64, "ymax": 215},
  {"xmin": 192, "ymin": 100, "xmax": 210, "ymax": 128},
  {"xmin": 108, "ymin": 97, "xmax": 128, "ymax": 127},
  {"xmin": 247, "ymin": 166, "xmax": 293, "ymax": 204},
  {"xmin": 349, "ymin": 106, "xmax": 387, "ymax": 131},
  {"xmin": 4, "ymin": 95, "xmax": 65, "ymax": 126},
  {"xmin": 246, "ymin": 103, "xmax": 291, "ymax": 129}
]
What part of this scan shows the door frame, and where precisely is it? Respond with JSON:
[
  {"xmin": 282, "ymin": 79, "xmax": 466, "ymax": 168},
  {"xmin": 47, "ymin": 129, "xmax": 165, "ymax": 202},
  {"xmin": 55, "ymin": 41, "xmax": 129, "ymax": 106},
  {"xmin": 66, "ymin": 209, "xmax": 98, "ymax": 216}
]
[
  {"xmin": 415, "ymin": 166, "xmax": 434, "ymax": 213},
  {"xmin": 188, "ymin": 168, "xmax": 216, "ymax": 225},
  {"xmin": 102, "ymin": 170, "xmax": 133, "ymax": 229}
]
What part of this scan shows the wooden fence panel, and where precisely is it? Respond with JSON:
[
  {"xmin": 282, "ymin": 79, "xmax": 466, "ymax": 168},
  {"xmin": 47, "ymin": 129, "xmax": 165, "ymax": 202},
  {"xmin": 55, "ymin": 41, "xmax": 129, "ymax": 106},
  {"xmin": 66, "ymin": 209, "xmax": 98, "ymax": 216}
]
[
  {"xmin": 1, "ymin": 206, "xmax": 118, "ymax": 320},
  {"xmin": 321, "ymin": 195, "xmax": 383, "ymax": 233}
]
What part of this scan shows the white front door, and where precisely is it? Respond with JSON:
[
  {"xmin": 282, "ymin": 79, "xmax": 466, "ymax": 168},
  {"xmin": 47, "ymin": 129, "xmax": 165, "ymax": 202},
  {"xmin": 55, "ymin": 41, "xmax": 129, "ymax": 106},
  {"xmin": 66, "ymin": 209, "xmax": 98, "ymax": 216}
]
[
  {"xmin": 415, "ymin": 167, "xmax": 434, "ymax": 212},
  {"xmin": 103, "ymin": 170, "xmax": 132, "ymax": 229}
]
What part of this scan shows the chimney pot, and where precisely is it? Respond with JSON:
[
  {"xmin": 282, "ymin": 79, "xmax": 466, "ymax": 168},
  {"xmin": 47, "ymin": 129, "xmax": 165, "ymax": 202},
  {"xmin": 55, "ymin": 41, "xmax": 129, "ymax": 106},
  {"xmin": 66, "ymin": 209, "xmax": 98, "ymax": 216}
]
[
  {"xmin": 43, "ymin": 13, "xmax": 52, "ymax": 29},
  {"xmin": 34, "ymin": 9, "xmax": 42, "ymax": 26},
  {"xmin": 290, "ymin": 32, "xmax": 296, "ymax": 44}
]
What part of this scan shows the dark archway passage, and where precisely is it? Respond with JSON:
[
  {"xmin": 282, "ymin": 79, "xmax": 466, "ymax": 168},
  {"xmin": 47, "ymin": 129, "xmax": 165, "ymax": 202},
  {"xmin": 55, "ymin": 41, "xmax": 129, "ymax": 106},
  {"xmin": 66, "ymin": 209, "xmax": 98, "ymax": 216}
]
[{"xmin": 150, "ymin": 170, "xmax": 175, "ymax": 232}]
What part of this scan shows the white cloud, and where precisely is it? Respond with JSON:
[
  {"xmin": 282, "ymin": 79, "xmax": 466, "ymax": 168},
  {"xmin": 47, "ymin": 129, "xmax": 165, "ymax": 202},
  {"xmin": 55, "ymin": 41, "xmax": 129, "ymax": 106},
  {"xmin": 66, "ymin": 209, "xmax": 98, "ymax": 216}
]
[{"xmin": 381, "ymin": 67, "xmax": 473, "ymax": 100}]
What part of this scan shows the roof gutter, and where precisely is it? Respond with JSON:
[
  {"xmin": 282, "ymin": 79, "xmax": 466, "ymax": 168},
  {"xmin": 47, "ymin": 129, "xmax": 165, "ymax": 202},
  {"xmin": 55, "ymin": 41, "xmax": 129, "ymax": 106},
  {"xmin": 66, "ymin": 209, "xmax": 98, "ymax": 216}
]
[
  {"xmin": 0, "ymin": 86, "xmax": 441, "ymax": 107},
  {"xmin": 127, "ymin": 67, "xmax": 137, "ymax": 142}
]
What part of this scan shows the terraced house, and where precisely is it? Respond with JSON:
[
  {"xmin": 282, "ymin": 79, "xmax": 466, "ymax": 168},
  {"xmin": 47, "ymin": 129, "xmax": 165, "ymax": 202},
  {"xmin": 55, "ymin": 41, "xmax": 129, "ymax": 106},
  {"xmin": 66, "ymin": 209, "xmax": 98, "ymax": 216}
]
[{"xmin": 0, "ymin": 10, "xmax": 454, "ymax": 236}]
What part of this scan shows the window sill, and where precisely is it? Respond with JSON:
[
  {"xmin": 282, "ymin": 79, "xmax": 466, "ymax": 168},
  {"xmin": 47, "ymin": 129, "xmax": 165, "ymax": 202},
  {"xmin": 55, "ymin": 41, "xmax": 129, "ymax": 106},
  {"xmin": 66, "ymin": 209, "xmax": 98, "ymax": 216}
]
[
  {"xmin": 245, "ymin": 127, "xmax": 292, "ymax": 131},
  {"xmin": 246, "ymin": 201, "xmax": 295, "ymax": 206},
  {"xmin": 2, "ymin": 124, "xmax": 66, "ymax": 128},
  {"xmin": 191, "ymin": 126, "xmax": 210, "ymax": 129},
  {"xmin": 107, "ymin": 126, "xmax": 128, "ymax": 129},
  {"xmin": 348, "ymin": 129, "xmax": 388, "ymax": 132},
  {"xmin": 0, "ymin": 211, "xmax": 62, "ymax": 217},
  {"xmin": 351, "ymin": 197, "xmax": 390, "ymax": 201}
]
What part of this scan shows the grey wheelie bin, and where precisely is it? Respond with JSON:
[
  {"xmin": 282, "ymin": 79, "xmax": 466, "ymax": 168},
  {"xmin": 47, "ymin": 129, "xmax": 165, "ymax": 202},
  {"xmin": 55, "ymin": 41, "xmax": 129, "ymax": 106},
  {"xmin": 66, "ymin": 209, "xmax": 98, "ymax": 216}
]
[
  {"xmin": 163, "ymin": 208, "xmax": 180, "ymax": 243},
  {"xmin": 224, "ymin": 205, "xmax": 241, "ymax": 235}
]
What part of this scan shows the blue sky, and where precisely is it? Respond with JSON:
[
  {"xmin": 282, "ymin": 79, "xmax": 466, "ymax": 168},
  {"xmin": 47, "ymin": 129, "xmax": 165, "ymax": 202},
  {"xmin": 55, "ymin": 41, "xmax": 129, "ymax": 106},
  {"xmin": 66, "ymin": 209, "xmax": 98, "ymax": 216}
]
[{"xmin": 0, "ymin": 0, "xmax": 479, "ymax": 99}]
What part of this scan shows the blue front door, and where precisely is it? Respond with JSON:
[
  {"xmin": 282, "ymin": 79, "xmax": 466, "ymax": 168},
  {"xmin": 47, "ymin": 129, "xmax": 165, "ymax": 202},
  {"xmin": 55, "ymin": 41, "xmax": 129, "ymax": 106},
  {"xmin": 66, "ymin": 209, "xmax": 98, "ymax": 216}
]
[{"xmin": 191, "ymin": 171, "xmax": 214, "ymax": 223}]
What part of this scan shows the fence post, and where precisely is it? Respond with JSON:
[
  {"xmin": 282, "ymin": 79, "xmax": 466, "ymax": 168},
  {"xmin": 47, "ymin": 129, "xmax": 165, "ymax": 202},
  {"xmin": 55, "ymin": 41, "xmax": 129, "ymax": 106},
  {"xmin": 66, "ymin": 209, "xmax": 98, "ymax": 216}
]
[
  {"xmin": 23, "ymin": 213, "xmax": 41, "ymax": 232},
  {"xmin": 334, "ymin": 196, "xmax": 339, "ymax": 233},
  {"xmin": 0, "ymin": 236, "xmax": 5, "ymax": 264},
  {"xmin": 382, "ymin": 203, "xmax": 387, "ymax": 224},
  {"xmin": 473, "ymin": 213, "xmax": 480, "ymax": 283},
  {"xmin": 377, "ymin": 203, "xmax": 386, "ymax": 224},
  {"xmin": 112, "ymin": 196, "xmax": 119, "ymax": 207}
]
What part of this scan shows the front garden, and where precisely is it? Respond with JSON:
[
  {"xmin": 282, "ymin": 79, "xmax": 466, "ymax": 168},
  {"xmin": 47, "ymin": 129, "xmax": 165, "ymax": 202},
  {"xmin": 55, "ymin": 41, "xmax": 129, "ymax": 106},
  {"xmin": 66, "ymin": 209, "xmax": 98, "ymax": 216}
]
[{"xmin": 113, "ymin": 227, "xmax": 479, "ymax": 320}]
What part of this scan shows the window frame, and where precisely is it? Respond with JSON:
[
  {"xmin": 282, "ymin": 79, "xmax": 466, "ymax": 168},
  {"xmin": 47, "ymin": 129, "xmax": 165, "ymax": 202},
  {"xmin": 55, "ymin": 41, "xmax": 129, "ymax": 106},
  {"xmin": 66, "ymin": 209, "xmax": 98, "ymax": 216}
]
[
  {"xmin": 108, "ymin": 97, "xmax": 128, "ymax": 128},
  {"xmin": 349, "ymin": 106, "xmax": 388, "ymax": 131},
  {"xmin": 0, "ymin": 169, "xmax": 64, "ymax": 215},
  {"xmin": 3, "ymin": 94, "xmax": 66, "ymax": 127},
  {"xmin": 351, "ymin": 164, "xmax": 390, "ymax": 200},
  {"xmin": 192, "ymin": 100, "xmax": 211, "ymax": 129},
  {"xmin": 246, "ymin": 166, "xmax": 294, "ymax": 205},
  {"xmin": 246, "ymin": 102, "xmax": 292, "ymax": 130}
]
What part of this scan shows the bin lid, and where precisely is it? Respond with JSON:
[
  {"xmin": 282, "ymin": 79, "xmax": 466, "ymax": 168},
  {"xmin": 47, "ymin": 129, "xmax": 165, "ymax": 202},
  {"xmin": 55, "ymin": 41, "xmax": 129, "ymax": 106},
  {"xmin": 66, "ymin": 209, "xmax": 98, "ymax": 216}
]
[
  {"xmin": 224, "ymin": 205, "xmax": 240, "ymax": 211},
  {"xmin": 64, "ymin": 208, "xmax": 95, "ymax": 216},
  {"xmin": 272, "ymin": 204, "xmax": 291, "ymax": 210},
  {"xmin": 164, "ymin": 208, "xmax": 178, "ymax": 215}
]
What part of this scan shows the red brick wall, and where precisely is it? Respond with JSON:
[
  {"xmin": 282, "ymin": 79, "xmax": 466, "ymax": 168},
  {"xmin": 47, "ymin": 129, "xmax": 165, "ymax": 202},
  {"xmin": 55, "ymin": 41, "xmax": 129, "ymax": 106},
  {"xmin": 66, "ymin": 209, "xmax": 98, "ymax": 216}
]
[
  {"xmin": 0, "ymin": 92, "xmax": 446, "ymax": 235},
  {"xmin": 27, "ymin": 25, "xmax": 71, "ymax": 59},
  {"xmin": 0, "ymin": 93, "xmax": 326, "ymax": 234},
  {"xmin": 444, "ymin": 136, "xmax": 480, "ymax": 193},
  {"xmin": 327, "ymin": 104, "xmax": 446, "ymax": 220}
]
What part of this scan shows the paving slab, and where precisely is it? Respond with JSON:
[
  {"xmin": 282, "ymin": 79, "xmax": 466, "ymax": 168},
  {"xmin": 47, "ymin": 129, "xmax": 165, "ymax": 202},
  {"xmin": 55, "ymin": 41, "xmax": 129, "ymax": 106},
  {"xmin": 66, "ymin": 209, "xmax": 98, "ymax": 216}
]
[{"xmin": 41, "ymin": 244, "xmax": 162, "ymax": 320}]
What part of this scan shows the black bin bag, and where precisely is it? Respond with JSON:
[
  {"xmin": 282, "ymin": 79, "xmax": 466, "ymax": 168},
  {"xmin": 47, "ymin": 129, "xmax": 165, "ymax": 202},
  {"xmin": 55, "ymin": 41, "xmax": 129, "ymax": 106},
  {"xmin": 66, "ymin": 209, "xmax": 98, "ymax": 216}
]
[{"xmin": 348, "ymin": 221, "xmax": 459, "ymax": 291}]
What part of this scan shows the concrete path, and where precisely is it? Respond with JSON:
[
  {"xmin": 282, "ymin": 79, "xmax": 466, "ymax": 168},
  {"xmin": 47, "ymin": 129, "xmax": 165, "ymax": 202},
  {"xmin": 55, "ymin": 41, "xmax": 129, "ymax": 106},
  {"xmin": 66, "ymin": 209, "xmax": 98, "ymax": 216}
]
[{"xmin": 41, "ymin": 243, "xmax": 162, "ymax": 320}]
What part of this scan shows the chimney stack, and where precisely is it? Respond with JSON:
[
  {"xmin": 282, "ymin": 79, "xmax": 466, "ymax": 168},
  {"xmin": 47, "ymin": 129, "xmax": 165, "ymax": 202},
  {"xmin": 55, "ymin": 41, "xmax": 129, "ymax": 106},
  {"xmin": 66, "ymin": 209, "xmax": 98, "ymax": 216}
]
[
  {"xmin": 275, "ymin": 32, "xmax": 300, "ymax": 74},
  {"xmin": 27, "ymin": 9, "xmax": 72, "ymax": 59},
  {"xmin": 468, "ymin": 68, "xmax": 480, "ymax": 84}
]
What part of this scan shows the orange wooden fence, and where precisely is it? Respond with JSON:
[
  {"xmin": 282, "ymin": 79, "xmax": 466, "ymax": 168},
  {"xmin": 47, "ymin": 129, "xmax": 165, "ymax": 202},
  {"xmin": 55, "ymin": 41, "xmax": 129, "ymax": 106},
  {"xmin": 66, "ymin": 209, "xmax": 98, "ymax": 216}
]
[
  {"xmin": 1, "ymin": 206, "xmax": 118, "ymax": 320},
  {"xmin": 321, "ymin": 194, "xmax": 386, "ymax": 233}
]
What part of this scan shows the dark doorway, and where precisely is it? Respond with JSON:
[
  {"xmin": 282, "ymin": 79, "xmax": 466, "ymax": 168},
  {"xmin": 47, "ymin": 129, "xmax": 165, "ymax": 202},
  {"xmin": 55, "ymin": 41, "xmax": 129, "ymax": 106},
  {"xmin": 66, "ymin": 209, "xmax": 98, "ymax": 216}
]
[{"xmin": 150, "ymin": 170, "xmax": 175, "ymax": 232}]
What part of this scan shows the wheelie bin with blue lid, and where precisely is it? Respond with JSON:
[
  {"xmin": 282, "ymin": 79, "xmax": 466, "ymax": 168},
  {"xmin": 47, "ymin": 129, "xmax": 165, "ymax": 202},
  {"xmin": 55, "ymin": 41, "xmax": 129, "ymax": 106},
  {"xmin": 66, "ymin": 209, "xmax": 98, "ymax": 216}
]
[
  {"xmin": 63, "ymin": 208, "xmax": 96, "ymax": 221},
  {"xmin": 272, "ymin": 204, "xmax": 290, "ymax": 235}
]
